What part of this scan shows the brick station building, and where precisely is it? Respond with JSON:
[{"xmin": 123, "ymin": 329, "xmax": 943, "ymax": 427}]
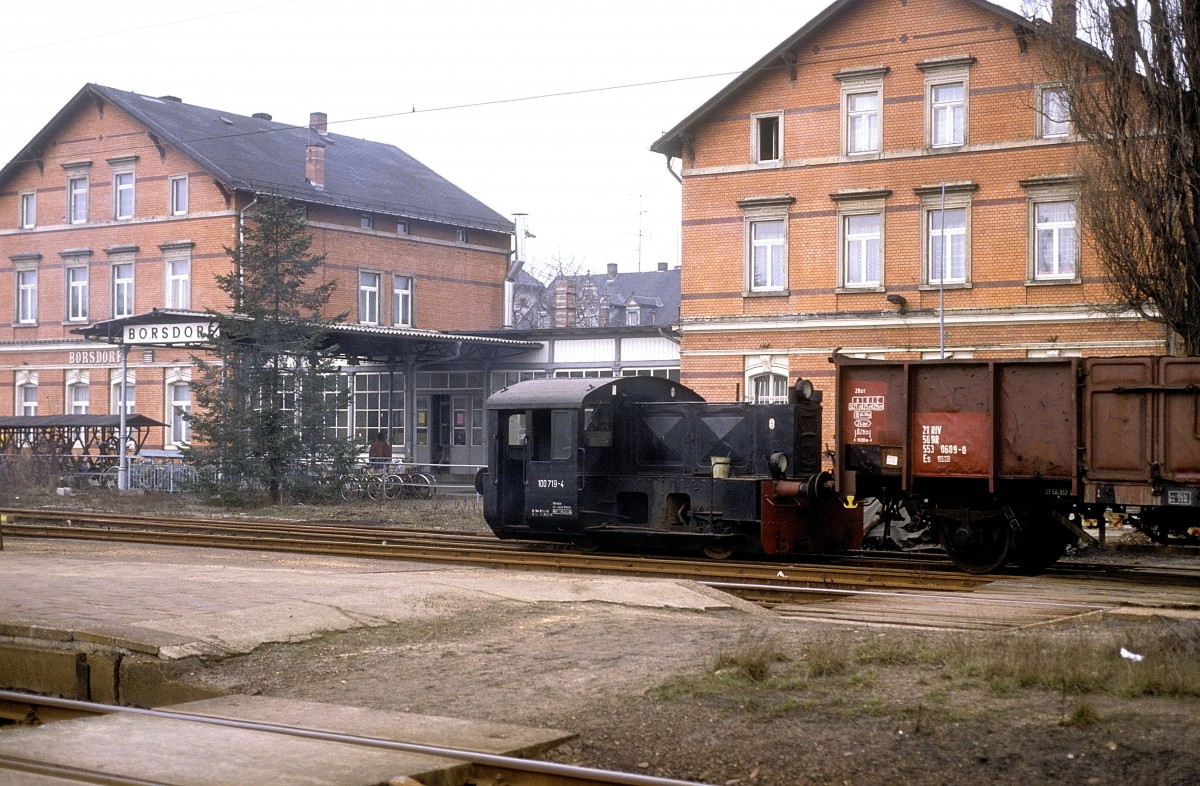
[
  {"xmin": 650, "ymin": 0, "xmax": 1169, "ymax": 440},
  {"xmin": 0, "ymin": 84, "xmax": 527, "ymax": 465}
]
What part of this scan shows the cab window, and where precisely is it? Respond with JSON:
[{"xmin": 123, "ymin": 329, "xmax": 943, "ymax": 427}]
[{"xmin": 531, "ymin": 409, "xmax": 575, "ymax": 460}]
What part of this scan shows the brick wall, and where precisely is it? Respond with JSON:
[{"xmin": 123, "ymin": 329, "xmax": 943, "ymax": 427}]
[
  {"xmin": 672, "ymin": 0, "xmax": 1168, "ymax": 423},
  {"xmin": 0, "ymin": 93, "xmax": 509, "ymax": 441}
]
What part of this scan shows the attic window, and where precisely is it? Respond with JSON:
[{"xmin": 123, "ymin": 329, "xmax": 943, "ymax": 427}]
[
  {"xmin": 397, "ymin": 220, "xmax": 409, "ymax": 235},
  {"xmin": 456, "ymin": 229, "xmax": 468, "ymax": 243},
  {"xmin": 361, "ymin": 215, "xmax": 373, "ymax": 230}
]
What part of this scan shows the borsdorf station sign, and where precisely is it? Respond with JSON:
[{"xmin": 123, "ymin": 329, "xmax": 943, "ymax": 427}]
[{"xmin": 122, "ymin": 322, "xmax": 218, "ymax": 345}]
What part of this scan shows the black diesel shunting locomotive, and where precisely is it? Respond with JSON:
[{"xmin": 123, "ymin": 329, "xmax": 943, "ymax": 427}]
[{"xmin": 478, "ymin": 375, "xmax": 859, "ymax": 559}]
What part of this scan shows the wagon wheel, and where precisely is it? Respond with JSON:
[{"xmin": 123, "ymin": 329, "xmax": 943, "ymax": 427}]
[
  {"xmin": 1012, "ymin": 508, "xmax": 1073, "ymax": 574},
  {"xmin": 939, "ymin": 516, "xmax": 1012, "ymax": 574},
  {"xmin": 702, "ymin": 543, "xmax": 734, "ymax": 560}
]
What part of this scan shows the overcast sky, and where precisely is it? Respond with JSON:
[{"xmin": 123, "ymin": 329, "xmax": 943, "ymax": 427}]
[{"xmin": 3, "ymin": 0, "xmax": 1028, "ymax": 278}]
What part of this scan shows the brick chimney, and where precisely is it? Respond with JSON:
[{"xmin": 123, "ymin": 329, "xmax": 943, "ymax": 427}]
[
  {"xmin": 1051, "ymin": 0, "xmax": 1077, "ymax": 37},
  {"xmin": 1110, "ymin": 1, "xmax": 1138, "ymax": 72},
  {"xmin": 553, "ymin": 278, "xmax": 577, "ymax": 328},
  {"xmin": 306, "ymin": 142, "xmax": 325, "ymax": 190},
  {"xmin": 310, "ymin": 111, "xmax": 328, "ymax": 134}
]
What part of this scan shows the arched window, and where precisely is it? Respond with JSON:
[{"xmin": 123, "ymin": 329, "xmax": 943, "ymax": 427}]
[
  {"xmin": 111, "ymin": 372, "xmax": 135, "ymax": 415},
  {"xmin": 751, "ymin": 373, "xmax": 789, "ymax": 404},
  {"xmin": 165, "ymin": 369, "xmax": 191, "ymax": 446}
]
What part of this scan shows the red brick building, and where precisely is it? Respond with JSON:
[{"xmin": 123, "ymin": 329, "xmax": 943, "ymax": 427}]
[
  {"xmin": 0, "ymin": 84, "xmax": 518, "ymax": 461},
  {"xmin": 651, "ymin": 0, "xmax": 1168, "ymax": 436}
]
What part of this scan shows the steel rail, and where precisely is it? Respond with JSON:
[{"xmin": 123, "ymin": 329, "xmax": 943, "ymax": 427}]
[
  {"xmin": 0, "ymin": 690, "xmax": 708, "ymax": 786},
  {"xmin": 2, "ymin": 517, "xmax": 987, "ymax": 592}
]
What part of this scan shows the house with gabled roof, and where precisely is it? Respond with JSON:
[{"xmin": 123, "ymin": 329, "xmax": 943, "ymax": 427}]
[
  {"xmin": 650, "ymin": 0, "xmax": 1167, "ymax": 430},
  {"xmin": 487, "ymin": 262, "xmax": 682, "ymax": 385},
  {"xmin": 0, "ymin": 83, "xmax": 528, "ymax": 467}
]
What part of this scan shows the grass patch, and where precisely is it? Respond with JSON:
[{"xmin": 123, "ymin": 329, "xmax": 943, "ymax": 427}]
[{"xmin": 651, "ymin": 623, "xmax": 1200, "ymax": 719}]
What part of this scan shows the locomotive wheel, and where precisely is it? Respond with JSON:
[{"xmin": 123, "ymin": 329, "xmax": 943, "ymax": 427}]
[
  {"xmin": 940, "ymin": 518, "xmax": 1012, "ymax": 574},
  {"xmin": 702, "ymin": 544, "xmax": 733, "ymax": 560}
]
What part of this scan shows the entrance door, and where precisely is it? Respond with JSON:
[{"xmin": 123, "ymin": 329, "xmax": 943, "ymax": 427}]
[
  {"xmin": 524, "ymin": 409, "xmax": 579, "ymax": 524},
  {"xmin": 430, "ymin": 395, "xmax": 450, "ymax": 468}
]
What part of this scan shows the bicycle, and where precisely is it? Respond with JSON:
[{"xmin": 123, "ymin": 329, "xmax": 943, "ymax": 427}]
[
  {"xmin": 339, "ymin": 464, "xmax": 388, "ymax": 501},
  {"xmin": 384, "ymin": 461, "xmax": 436, "ymax": 500}
]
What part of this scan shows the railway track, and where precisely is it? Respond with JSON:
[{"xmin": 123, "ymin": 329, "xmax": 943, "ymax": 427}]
[
  {"xmin": 3, "ymin": 508, "xmax": 1196, "ymax": 632},
  {"xmin": 0, "ymin": 507, "xmax": 989, "ymax": 593},
  {"xmin": 0, "ymin": 691, "xmax": 704, "ymax": 786}
]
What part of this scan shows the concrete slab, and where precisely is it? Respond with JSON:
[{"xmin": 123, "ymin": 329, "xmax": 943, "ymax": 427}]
[
  {"xmin": 0, "ymin": 540, "xmax": 740, "ymax": 664},
  {"xmin": 0, "ymin": 696, "xmax": 574, "ymax": 786}
]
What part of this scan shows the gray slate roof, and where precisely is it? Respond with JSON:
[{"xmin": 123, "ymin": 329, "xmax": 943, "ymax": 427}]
[{"xmin": 4, "ymin": 84, "xmax": 513, "ymax": 234}]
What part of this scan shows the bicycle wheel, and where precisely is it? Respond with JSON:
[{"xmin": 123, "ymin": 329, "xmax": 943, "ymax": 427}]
[
  {"xmin": 339, "ymin": 476, "xmax": 363, "ymax": 502},
  {"xmin": 411, "ymin": 471, "xmax": 436, "ymax": 499},
  {"xmin": 364, "ymin": 473, "xmax": 386, "ymax": 501},
  {"xmin": 382, "ymin": 473, "xmax": 405, "ymax": 500}
]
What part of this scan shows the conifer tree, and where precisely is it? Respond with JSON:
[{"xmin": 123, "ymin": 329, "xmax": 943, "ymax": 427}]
[{"xmin": 186, "ymin": 194, "xmax": 354, "ymax": 505}]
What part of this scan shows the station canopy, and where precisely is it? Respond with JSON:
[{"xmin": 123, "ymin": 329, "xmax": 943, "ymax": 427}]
[{"xmin": 74, "ymin": 309, "xmax": 541, "ymax": 365}]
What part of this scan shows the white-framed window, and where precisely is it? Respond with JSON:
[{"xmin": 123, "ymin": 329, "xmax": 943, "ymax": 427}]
[
  {"xmin": 359, "ymin": 270, "xmax": 381, "ymax": 325},
  {"xmin": 68, "ymin": 381, "xmax": 90, "ymax": 415},
  {"xmin": 738, "ymin": 195, "xmax": 793, "ymax": 295},
  {"xmin": 17, "ymin": 379, "xmax": 38, "ymax": 416},
  {"xmin": 68, "ymin": 174, "xmax": 88, "ymax": 223},
  {"xmin": 397, "ymin": 220, "xmax": 409, "ymax": 235},
  {"xmin": 749, "ymin": 219, "xmax": 787, "ymax": 291},
  {"xmin": 620, "ymin": 367, "xmax": 680, "ymax": 381},
  {"xmin": 19, "ymin": 192, "xmax": 36, "ymax": 228},
  {"xmin": 842, "ymin": 212, "xmax": 882, "ymax": 289},
  {"xmin": 360, "ymin": 215, "xmax": 373, "ymax": 230},
  {"xmin": 113, "ymin": 171, "xmax": 135, "ymax": 220},
  {"xmin": 166, "ymin": 257, "xmax": 190, "ymax": 308},
  {"xmin": 553, "ymin": 369, "xmax": 614, "ymax": 378},
  {"xmin": 752, "ymin": 112, "xmax": 782, "ymax": 163},
  {"xmin": 66, "ymin": 264, "xmax": 89, "ymax": 322},
  {"xmin": 846, "ymin": 91, "xmax": 880, "ymax": 154},
  {"xmin": 1033, "ymin": 200, "xmax": 1078, "ymax": 281},
  {"xmin": 16, "ymin": 371, "xmax": 38, "ymax": 416},
  {"xmin": 930, "ymin": 82, "xmax": 965, "ymax": 146},
  {"xmin": 112, "ymin": 260, "xmax": 135, "ymax": 318},
  {"xmin": 456, "ymin": 228, "xmax": 469, "ymax": 243},
  {"xmin": 1022, "ymin": 175, "xmax": 1081, "ymax": 284},
  {"xmin": 919, "ymin": 57, "xmax": 973, "ymax": 149},
  {"xmin": 16, "ymin": 268, "xmax": 37, "ymax": 324},
  {"xmin": 836, "ymin": 67, "xmax": 887, "ymax": 157},
  {"xmin": 169, "ymin": 175, "xmax": 188, "ymax": 216},
  {"xmin": 928, "ymin": 207, "xmax": 967, "ymax": 285},
  {"xmin": 1039, "ymin": 86, "xmax": 1070, "ymax": 138},
  {"xmin": 917, "ymin": 184, "xmax": 975, "ymax": 288},
  {"xmin": 392, "ymin": 274, "xmax": 412, "ymax": 327},
  {"xmin": 166, "ymin": 370, "xmax": 192, "ymax": 445},
  {"xmin": 626, "ymin": 305, "xmax": 640, "ymax": 326},
  {"xmin": 111, "ymin": 372, "xmax": 135, "ymax": 415},
  {"xmin": 751, "ymin": 374, "xmax": 789, "ymax": 404}
]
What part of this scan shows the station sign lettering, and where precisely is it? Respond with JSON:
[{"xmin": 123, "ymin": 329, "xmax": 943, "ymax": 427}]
[
  {"xmin": 68, "ymin": 350, "xmax": 121, "ymax": 365},
  {"xmin": 123, "ymin": 322, "xmax": 218, "ymax": 345}
]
